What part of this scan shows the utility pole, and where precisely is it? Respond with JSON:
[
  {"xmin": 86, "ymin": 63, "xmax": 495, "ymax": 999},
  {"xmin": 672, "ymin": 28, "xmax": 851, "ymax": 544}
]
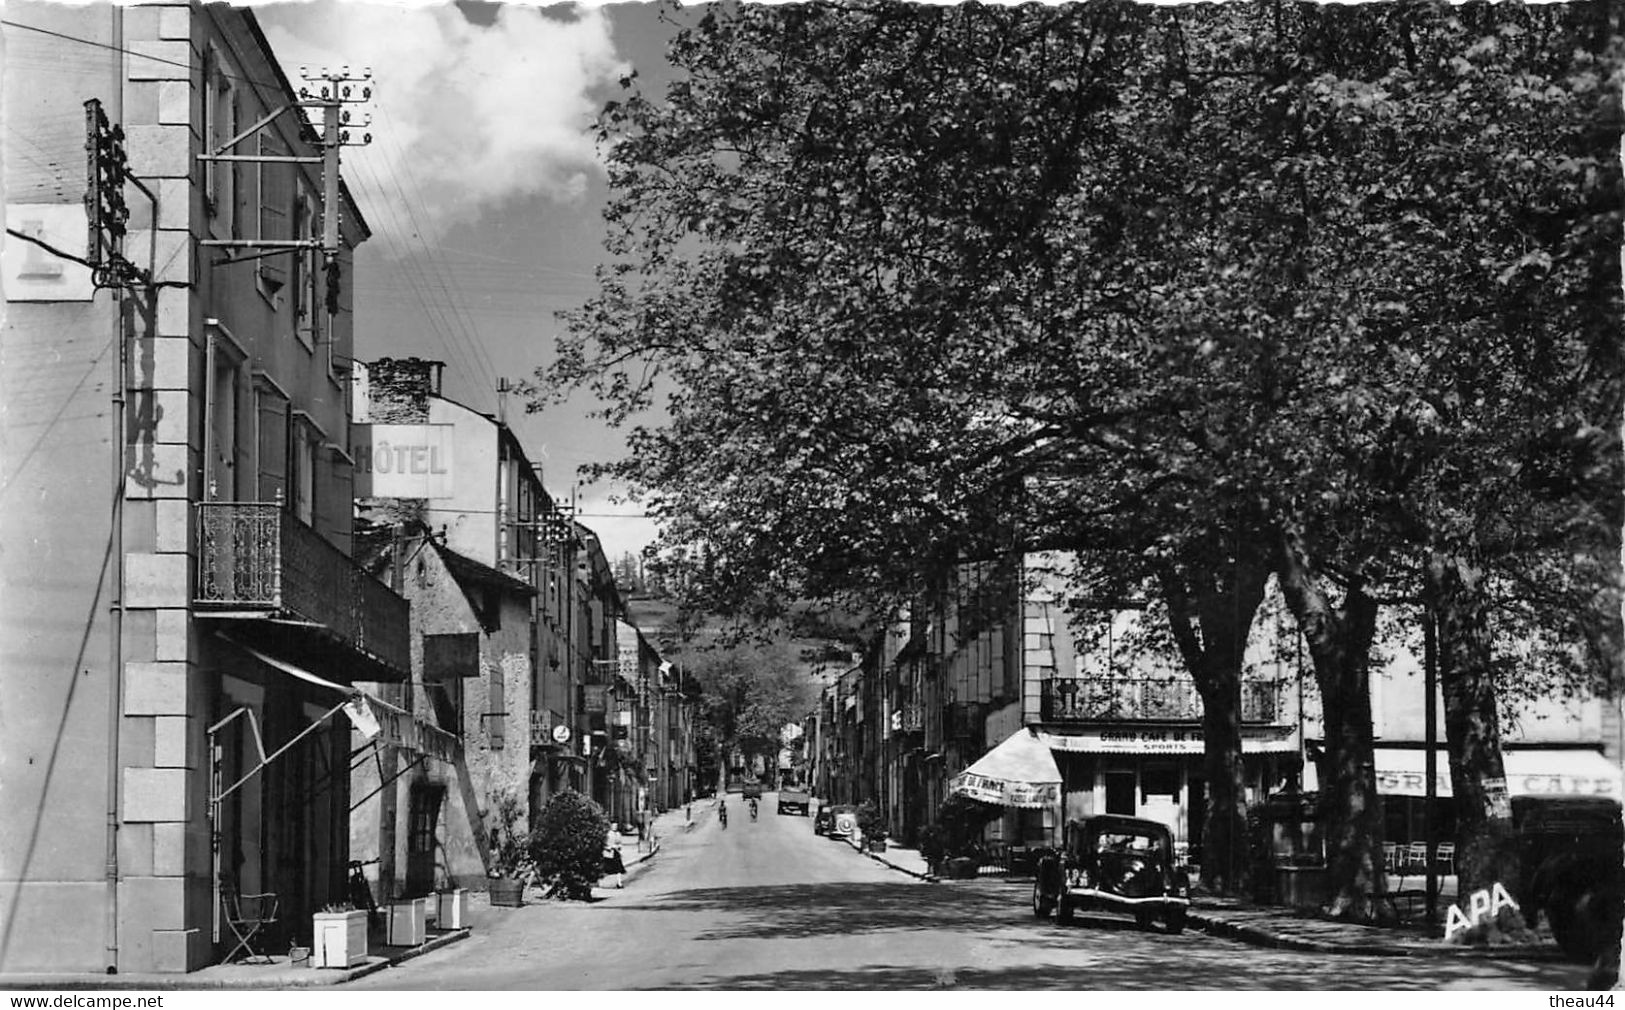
[{"xmin": 198, "ymin": 66, "xmax": 372, "ymax": 311}]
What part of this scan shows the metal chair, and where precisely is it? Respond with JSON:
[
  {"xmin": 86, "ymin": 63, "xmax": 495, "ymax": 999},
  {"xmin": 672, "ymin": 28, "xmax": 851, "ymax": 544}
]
[
  {"xmin": 1405, "ymin": 841, "xmax": 1429, "ymax": 873},
  {"xmin": 1382, "ymin": 842, "xmax": 1400, "ymax": 873},
  {"xmin": 1434, "ymin": 841, "xmax": 1456, "ymax": 875},
  {"xmin": 221, "ymin": 878, "xmax": 279, "ymax": 964}
]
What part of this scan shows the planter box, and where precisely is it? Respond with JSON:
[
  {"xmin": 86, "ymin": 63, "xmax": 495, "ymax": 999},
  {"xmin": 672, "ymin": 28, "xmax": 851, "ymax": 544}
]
[
  {"xmin": 386, "ymin": 897, "xmax": 429, "ymax": 946},
  {"xmin": 437, "ymin": 888, "xmax": 469, "ymax": 930},
  {"xmin": 489, "ymin": 877, "xmax": 524, "ymax": 907},
  {"xmin": 312, "ymin": 910, "xmax": 367, "ymax": 969},
  {"xmin": 868, "ymin": 839, "xmax": 888, "ymax": 853},
  {"xmin": 946, "ymin": 857, "xmax": 980, "ymax": 879}
]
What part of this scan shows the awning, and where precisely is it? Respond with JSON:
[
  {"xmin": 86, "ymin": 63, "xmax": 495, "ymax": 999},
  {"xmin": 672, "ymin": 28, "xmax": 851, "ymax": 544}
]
[
  {"xmin": 228, "ymin": 638, "xmax": 460, "ymax": 764},
  {"xmin": 1035, "ymin": 724, "xmax": 1299, "ymax": 755},
  {"xmin": 1373, "ymin": 747, "xmax": 1621, "ymax": 800},
  {"xmin": 950, "ymin": 728, "xmax": 1062, "ymax": 808}
]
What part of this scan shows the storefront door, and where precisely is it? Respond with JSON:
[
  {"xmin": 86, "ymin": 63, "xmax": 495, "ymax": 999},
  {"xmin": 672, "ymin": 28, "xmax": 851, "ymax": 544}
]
[{"xmin": 1105, "ymin": 771, "xmax": 1136, "ymax": 815}]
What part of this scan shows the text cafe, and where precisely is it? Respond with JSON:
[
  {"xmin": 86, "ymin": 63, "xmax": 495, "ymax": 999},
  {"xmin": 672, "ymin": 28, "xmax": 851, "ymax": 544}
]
[{"xmin": 1032, "ymin": 725, "xmax": 1302, "ymax": 855}]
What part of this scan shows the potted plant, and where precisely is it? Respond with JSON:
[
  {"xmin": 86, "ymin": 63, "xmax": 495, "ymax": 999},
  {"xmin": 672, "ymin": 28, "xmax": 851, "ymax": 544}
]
[
  {"xmin": 856, "ymin": 800, "xmax": 888, "ymax": 852},
  {"xmin": 437, "ymin": 886, "xmax": 469, "ymax": 929},
  {"xmin": 385, "ymin": 895, "xmax": 429, "ymax": 946},
  {"xmin": 311, "ymin": 902, "xmax": 367, "ymax": 969},
  {"xmin": 486, "ymin": 791, "xmax": 533, "ymax": 907}
]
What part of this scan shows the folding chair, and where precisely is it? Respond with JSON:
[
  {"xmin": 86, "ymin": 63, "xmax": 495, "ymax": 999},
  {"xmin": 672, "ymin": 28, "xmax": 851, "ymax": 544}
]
[
  {"xmin": 221, "ymin": 878, "xmax": 279, "ymax": 964},
  {"xmin": 1405, "ymin": 842, "xmax": 1429, "ymax": 873},
  {"xmin": 1434, "ymin": 841, "xmax": 1456, "ymax": 875},
  {"xmin": 1382, "ymin": 842, "xmax": 1399, "ymax": 873}
]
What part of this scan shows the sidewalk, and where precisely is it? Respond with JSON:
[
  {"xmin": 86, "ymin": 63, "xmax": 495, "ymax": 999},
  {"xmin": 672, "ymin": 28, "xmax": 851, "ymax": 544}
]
[
  {"xmin": 847, "ymin": 840, "xmax": 1564, "ymax": 961},
  {"xmin": 0, "ymin": 923, "xmax": 471, "ymax": 991},
  {"xmin": 596, "ymin": 805, "xmax": 700, "ymax": 889}
]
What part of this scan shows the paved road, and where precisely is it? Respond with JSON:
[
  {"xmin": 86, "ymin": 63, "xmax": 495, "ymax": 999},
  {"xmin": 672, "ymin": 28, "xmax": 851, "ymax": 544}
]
[{"xmin": 346, "ymin": 797, "xmax": 1591, "ymax": 990}]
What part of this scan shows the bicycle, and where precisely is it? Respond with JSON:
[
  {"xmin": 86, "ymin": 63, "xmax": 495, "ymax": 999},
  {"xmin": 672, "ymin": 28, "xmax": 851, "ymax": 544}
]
[
  {"xmin": 347, "ymin": 859, "xmax": 381, "ymax": 925},
  {"xmin": 718, "ymin": 803, "xmax": 728, "ymax": 829}
]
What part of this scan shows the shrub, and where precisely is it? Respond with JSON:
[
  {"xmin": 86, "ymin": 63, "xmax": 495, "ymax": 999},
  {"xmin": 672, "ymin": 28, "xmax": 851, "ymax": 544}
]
[
  {"xmin": 918, "ymin": 825, "xmax": 948, "ymax": 867},
  {"xmin": 486, "ymin": 790, "xmax": 534, "ymax": 880},
  {"xmin": 529, "ymin": 789, "xmax": 611, "ymax": 901},
  {"xmin": 937, "ymin": 793, "xmax": 999, "ymax": 857},
  {"xmin": 855, "ymin": 799, "xmax": 886, "ymax": 841}
]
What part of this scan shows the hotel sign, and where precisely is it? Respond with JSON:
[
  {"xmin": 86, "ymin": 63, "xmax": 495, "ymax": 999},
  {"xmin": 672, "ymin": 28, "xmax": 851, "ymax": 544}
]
[{"xmin": 352, "ymin": 424, "xmax": 454, "ymax": 499}]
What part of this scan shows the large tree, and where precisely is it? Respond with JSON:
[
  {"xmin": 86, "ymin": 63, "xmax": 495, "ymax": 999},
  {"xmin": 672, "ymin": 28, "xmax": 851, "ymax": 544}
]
[{"xmin": 537, "ymin": 0, "xmax": 1622, "ymax": 918}]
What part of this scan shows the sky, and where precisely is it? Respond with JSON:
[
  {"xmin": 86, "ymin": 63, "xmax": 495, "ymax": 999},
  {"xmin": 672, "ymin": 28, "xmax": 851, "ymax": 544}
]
[{"xmin": 254, "ymin": 0, "xmax": 688, "ymax": 561}]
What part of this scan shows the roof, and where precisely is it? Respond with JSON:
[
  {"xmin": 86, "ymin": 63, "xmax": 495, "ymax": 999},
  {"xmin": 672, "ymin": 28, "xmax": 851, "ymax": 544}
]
[{"xmin": 434, "ymin": 542, "xmax": 536, "ymax": 598}]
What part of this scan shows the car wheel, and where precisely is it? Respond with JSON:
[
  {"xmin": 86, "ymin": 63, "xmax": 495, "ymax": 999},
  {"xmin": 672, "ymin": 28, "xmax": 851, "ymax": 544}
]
[
  {"xmin": 1166, "ymin": 906, "xmax": 1187, "ymax": 935},
  {"xmin": 1056, "ymin": 895, "xmax": 1075, "ymax": 925},
  {"xmin": 1032, "ymin": 879, "xmax": 1054, "ymax": 919}
]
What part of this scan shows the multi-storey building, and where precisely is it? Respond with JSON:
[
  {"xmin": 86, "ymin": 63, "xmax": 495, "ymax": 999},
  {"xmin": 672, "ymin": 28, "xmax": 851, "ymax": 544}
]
[
  {"xmin": 1, "ymin": 4, "xmax": 416, "ymax": 972},
  {"xmin": 350, "ymin": 358, "xmax": 583, "ymax": 894}
]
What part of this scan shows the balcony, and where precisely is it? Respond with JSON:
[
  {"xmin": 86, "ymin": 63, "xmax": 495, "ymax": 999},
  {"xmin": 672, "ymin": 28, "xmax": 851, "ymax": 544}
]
[
  {"xmin": 1040, "ymin": 677, "xmax": 1286, "ymax": 724},
  {"xmin": 195, "ymin": 501, "xmax": 410, "ymax": 679}
]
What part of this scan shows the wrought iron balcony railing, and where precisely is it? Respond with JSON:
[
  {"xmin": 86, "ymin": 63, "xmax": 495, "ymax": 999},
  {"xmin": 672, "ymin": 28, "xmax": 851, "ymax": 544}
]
[
  {"xmin": 1040, "ymin": 677, "xmax": 1286, "ymax": 724},
  {"xmin": 195, "ymin": 501, "xmax": 410, "ymax": 673}
]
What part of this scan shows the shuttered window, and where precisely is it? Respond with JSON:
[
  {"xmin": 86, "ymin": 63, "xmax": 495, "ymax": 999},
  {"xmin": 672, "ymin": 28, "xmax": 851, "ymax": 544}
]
[
  {"xmin": 256, "ymin": 130, "xmax": 290, "ymax": 301},
  {"xmin": 255, "ymin": 387, "xmax": 288, "ymax": 504}
]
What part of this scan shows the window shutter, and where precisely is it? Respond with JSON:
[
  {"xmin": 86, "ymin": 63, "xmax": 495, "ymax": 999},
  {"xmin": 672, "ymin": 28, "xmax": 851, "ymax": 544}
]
[
  {"xmin": 257, "ymin": 131, "xmax": 290, "ymax": 294},
  {"xmin": 255, "ymin": 392, "xmax": 288, "ymax": 504},
  {"xmin": 489, "ymin": 671, "xmax": 505, "ymax": 750}
]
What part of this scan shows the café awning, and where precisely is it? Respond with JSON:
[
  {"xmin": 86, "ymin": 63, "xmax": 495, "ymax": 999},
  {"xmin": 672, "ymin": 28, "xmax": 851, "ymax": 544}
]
[
  {"xmin": 1374, "ymin": 747, "xmax": 1621, "ymax": 800},
  {"xmin": 949, "ymin": 728, "xmax": 1062, "ymax": 808}
]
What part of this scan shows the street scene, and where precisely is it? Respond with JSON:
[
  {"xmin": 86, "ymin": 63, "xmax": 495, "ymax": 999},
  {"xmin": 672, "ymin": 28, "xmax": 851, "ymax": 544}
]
[
  {"xmin": 2, "ymin": 0, "xmax": 1623, "ymax": 994},
  {"xmin": 342, "ymin": 796, "xmax": 1585, "ymax": 991}
]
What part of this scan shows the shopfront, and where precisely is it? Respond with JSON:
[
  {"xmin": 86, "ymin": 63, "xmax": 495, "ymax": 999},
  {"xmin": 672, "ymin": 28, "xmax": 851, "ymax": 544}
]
[
  {"xmin": 1372, "ymin": 746, "xmax": 1623, "ymax": 847},
  {"xmin": 1036, "ymin": 724, "xmax": 1301, "ymax": 852}
]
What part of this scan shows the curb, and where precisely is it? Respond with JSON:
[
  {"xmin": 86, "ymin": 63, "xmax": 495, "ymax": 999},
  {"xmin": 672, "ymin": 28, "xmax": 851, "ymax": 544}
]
[
  {"xmin": 846, "ymin": 838, "xmax": 938, "ymax": 884},
  {"xmin": 1187, "ymin": 911, "xmax": 1564, "ymax": 960},
  {"xmin": 0, "ymin": 929, "xmax": 472, "ymax": 991}
]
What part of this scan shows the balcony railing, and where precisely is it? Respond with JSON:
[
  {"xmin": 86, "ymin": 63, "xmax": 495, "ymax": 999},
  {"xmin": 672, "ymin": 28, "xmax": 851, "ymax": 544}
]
[
  {"xmin": 195, "ymin": 502, "xmax": 410, "ymax": 673},
  {"xmin": 1040, "ymin": 677, "xmax": 1286, "ymax": 723}
]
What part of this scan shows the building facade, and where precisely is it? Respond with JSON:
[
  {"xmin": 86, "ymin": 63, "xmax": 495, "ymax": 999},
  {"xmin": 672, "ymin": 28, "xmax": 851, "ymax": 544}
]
[{"xmin": 2, "ymin": 3, "xmax": 404, "ymax": 972}]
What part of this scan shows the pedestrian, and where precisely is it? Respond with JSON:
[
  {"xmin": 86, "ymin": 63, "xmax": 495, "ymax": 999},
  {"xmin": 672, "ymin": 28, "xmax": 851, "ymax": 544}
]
[{"xmin": 602, "ymin": 824, "xmax": 625, "ymax": 889}]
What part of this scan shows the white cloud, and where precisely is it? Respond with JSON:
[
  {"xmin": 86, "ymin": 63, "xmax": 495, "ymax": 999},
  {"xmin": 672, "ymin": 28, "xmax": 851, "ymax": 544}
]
[{"xmin": 257, "ymin": 2, "xmax": 626, "ymax": 253}]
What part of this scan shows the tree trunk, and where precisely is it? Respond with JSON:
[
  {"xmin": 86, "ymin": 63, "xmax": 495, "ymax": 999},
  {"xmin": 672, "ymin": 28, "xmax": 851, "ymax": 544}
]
[
  {"xmin": 1275, "ymin": 524, "xmax": 1384, "ymax": 921},
  {"xmin": 1428, "ymin": 548, "xmax": 1534, "ymax": 941},
  {"xmin": 1158, "ymin": 540, "xmax": 1270, "ymax": 897}
]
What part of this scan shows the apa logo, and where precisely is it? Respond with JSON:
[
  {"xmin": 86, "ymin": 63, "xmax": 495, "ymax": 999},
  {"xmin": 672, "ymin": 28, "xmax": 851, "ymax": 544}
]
[{"xmin": 1443, "ymin": 881, "xmax": 1519, "ymax": 941}]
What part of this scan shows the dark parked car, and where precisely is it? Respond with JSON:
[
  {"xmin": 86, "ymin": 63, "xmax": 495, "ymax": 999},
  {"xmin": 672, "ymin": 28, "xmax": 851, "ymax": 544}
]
[
  {"xmin": 742, "ymin": 780, "xmax": 764, "ymax": 801},
  {"xmin": 813, "ymin": 804, "xmax": 833, "ymax": 835},
  {"xmin": 1033, "ymin": 815, "xmax": 1190, "ymax": 934},
  {"xmin": 1512, "ymin": 795, "xmax": 1623, "ymax": 962}
]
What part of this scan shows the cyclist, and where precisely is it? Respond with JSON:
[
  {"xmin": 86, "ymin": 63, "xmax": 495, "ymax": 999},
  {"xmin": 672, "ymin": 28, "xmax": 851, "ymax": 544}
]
[
  {"xmin": 749, "ymin": 797, "xmax": 759, "ymax": 821},
  {"xmin": 718, "ymin": 800, "xmax": 728, "ymax": 829}
]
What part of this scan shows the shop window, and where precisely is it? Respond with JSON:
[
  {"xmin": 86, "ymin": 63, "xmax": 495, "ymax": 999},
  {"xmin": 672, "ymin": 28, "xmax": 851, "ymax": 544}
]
[{"xmin": 1141, "ymin": 764, "xmax": 1180, "ymax": 800}]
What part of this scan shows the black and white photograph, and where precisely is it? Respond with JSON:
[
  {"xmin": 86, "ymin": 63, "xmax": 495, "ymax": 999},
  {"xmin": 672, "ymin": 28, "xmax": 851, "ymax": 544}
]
[{"xmin": 1, "ymin": 0, "xmax": 1622, "ymax": 993}]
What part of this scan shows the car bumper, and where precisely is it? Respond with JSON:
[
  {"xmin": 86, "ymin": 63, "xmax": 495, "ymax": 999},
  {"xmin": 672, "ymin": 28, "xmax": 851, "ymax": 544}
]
[{"xmin": 1067, "ymin": 888, "xmax": 1189, "ymax": 907}]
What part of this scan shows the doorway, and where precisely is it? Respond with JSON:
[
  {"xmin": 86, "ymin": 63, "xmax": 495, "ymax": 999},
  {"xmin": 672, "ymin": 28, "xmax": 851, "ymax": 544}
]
[
  {"xmin": 405, "ymin": 785, "xmax": 445, "ymax": 897},
  {"xmin": 1104, "ymin": 770, "xmax": 1136, "ymax": 816}
]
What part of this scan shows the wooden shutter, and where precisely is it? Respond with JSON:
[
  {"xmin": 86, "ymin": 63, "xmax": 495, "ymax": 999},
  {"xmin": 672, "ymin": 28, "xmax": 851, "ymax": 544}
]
[
  {"xmin": 255, "ymin": 391, "xmax": 288, "ymax": 504},
  {"xmin": 258, "ymin": 131, "xmax": 290, "ymax": 294}
]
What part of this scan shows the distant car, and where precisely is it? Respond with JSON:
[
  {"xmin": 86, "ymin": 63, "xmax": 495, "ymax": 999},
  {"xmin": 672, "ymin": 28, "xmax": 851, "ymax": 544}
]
[
  {"xmin": 778, "ymin": 785, "xmax": 811, "ymax": 816},
  {"xmin": 813, "ymin": 803, "xmax": 834, "ymax": 835},
  {"xmin": 742, "ymin": 781, "xmax": 763, "ymax": 801},
  {"xmin": 1033, "ymin": 815, "xmax": 1189, "ymax": 934}
]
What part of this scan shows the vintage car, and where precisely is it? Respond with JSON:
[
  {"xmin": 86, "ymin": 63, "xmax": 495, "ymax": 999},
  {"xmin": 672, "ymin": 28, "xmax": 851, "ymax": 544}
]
[
  {"xmin": 819, "ymin": 804, "xmax": 858, "ymax": 840},
  {"xmin": 1033, "ymin": 815, "xmax": 1190, "ymax": 934}
]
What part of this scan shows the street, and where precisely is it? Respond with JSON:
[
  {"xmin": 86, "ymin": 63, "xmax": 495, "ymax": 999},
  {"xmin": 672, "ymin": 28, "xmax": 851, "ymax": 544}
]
[{"xmin": 345, "ymin": 799, "xmax": 1590, "ymax": 990}]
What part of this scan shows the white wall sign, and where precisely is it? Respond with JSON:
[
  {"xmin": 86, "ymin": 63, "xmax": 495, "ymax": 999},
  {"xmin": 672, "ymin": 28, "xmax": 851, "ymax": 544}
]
[
  {"xmin": 4, "ymin": 204, "xmax": 95, "ymax": 301},
  {"xmin": 352, "ymin": 424, "xmax": 454, "ymax": 498}
]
